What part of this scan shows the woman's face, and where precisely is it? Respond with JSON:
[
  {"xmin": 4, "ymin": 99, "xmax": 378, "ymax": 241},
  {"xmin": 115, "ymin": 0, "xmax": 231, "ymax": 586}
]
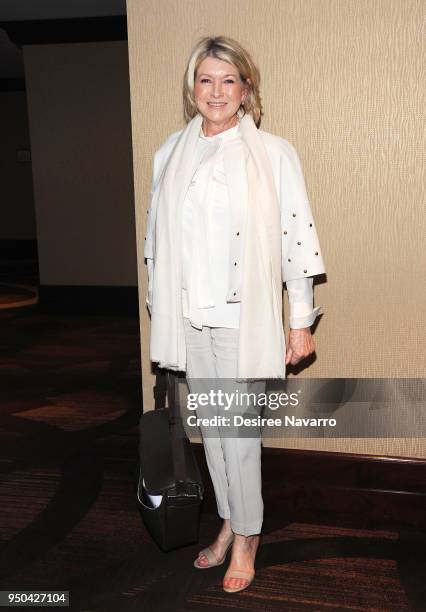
[{"xmin": 194, "ymin": 56, "xmax": 247, "ymax": 126}]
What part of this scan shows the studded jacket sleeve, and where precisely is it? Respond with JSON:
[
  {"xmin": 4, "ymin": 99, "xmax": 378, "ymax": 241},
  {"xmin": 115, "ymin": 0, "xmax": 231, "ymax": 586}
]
[{"xmin": 280, "ymin": 142, "xmax": 326, "ymax": 329}]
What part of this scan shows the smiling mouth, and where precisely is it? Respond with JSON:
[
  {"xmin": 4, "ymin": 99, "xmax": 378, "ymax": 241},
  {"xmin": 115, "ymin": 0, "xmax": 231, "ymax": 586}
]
[{"xmin": 208, "ymin": 102, "xmax": 226, "ymax": 106}]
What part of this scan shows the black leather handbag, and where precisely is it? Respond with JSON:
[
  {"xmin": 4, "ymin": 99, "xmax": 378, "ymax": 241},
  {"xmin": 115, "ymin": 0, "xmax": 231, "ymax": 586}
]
[{"xmin": 137, "ymin": 370, "xmax": 204, "ymax": 551}]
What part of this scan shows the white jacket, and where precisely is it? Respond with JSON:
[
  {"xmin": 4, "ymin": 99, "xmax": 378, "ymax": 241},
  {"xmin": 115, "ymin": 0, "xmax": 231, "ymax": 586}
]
[{"xmin": 144, "ymin": 127, "xmax": 326, "ymax": 314}]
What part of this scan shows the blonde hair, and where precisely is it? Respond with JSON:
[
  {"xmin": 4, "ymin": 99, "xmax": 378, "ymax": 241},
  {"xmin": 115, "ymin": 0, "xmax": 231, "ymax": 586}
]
[{"xmin": 183, "ymin": 36, "xmax": 263, "ymax": 127}]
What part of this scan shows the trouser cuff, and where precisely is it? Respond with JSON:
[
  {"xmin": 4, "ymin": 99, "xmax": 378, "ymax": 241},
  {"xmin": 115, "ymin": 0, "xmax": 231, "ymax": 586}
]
[{"xmin": 230, "ymin": 519, "xmax": 263, "ymax": 536}]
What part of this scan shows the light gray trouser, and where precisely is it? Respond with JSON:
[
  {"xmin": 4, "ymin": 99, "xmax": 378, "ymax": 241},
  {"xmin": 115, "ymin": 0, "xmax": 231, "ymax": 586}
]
[{"xmin": 183, "ymin": 318, "xmax": 265, "ymax": 536}]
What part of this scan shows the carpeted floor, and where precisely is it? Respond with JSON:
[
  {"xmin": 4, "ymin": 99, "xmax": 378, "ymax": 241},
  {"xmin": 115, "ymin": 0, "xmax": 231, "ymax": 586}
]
[{"xmin": 0, "ymin": 304, "xmax": 424, "ymax": 611}]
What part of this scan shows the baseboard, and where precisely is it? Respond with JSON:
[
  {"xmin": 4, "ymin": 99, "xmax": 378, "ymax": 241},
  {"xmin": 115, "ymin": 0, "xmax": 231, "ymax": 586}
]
[
  {"xmin": 37, "ymin": 284, "xmax": 139, "ymax": 316},
  {"xmin": 192, "ymin": 443, "xmax": 426, "ymax": 532}
]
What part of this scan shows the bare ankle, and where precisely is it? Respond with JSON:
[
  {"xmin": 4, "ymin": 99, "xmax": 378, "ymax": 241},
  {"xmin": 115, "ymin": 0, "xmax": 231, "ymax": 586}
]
[{"xmin": 233, "ymin": 533, "xmax": 260, "ymax": 547}]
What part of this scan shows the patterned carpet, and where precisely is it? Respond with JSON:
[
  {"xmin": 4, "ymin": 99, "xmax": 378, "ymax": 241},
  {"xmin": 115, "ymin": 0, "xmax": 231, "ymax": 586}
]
[{"xmin": 0, "ymin": 307, "xmax": 424, "ymax": 611}]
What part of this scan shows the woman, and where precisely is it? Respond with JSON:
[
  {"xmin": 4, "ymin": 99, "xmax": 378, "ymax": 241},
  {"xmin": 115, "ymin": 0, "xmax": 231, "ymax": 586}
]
[{"xmin": 144, "ymin": 36, "xmax": 326, "ymax": 593}]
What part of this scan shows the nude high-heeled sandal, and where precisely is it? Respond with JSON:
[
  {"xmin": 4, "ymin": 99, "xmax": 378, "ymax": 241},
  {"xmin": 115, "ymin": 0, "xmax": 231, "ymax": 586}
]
[
  {"xmin": 193, "ymin": 532, "xmax": 234, "ymax": 569},
  {"xmin": 223, "ymin": 534, "xmax": 260, "ymax": 592},
  {"xmin": 223, "ymin": 568, "xmax": 255, "ymax": 593}
]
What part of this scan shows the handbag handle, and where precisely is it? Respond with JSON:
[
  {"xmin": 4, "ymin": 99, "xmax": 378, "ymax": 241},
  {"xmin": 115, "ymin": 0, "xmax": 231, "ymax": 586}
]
[
  {"xmin": 166, "ymin": 371, "xmax": 188, "ymax": 487},
  {"xmin": 153, "ymin": 368, "xmax": 167, "ymax": 410}
]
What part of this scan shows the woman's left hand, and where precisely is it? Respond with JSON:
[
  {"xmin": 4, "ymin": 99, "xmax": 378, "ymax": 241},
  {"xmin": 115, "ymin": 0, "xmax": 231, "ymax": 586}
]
[{"xmin": 285, "ymin": 328, "xmax": 315, "ymax": 366}]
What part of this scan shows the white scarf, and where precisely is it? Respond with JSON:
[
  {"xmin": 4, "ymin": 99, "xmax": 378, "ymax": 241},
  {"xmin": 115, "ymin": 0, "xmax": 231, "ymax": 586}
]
[{"xmin": 149, "ymin": 111, "xmax": 286, "ymax": 380}]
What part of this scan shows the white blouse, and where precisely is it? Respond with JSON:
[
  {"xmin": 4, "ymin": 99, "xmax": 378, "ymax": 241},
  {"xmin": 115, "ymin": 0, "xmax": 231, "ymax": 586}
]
[{"xmin": 181, "ymin": 121, "xmax": 320, "ymax": 330}]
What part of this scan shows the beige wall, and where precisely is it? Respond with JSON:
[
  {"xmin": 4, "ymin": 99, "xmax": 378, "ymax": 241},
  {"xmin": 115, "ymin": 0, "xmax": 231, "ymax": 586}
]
[
  {"xmin": 127, "ymin": 0, "xmax": 425, "ymax": 457},
  {"xmin": 24, "ymin": 41, "xmax": 137, "ymax": 286}
]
